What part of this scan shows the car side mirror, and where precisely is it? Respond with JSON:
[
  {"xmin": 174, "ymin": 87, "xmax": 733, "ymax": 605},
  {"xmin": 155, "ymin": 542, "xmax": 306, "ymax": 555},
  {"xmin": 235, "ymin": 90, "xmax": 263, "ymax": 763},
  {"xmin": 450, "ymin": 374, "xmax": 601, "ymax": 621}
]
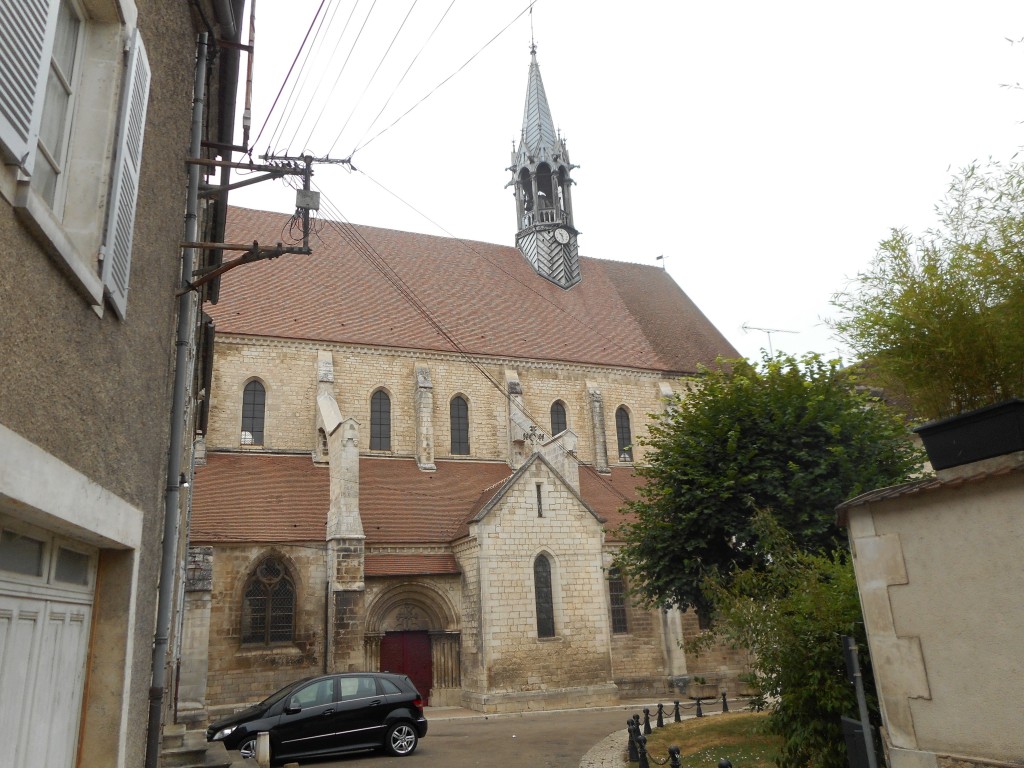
[{"xmin": 284, "ymin": 704, "xmax": 302, "ymax": 715}]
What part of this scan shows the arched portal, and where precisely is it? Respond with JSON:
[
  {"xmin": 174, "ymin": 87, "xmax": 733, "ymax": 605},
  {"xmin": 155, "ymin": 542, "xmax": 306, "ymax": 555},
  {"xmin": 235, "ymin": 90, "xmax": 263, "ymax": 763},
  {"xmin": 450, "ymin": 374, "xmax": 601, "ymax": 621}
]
[{"xmin": 364, "ymin": 583, "xmax": 461, "ymax": 706}]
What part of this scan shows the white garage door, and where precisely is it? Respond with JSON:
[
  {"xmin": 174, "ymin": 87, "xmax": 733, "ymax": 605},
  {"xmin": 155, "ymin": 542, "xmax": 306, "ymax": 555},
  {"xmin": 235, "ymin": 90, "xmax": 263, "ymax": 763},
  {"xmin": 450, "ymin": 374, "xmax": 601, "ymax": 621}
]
[{"xmin": 0, "ymin": 523, "xmax": 96, "ymax": 768}]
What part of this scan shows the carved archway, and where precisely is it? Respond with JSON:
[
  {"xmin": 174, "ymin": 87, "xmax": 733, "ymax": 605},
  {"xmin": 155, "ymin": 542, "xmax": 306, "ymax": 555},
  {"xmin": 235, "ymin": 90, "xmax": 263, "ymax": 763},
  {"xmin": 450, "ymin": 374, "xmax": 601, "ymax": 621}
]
[{"xmin": 364, "ymin": 583, "xmax": 461, "ymax": 704}]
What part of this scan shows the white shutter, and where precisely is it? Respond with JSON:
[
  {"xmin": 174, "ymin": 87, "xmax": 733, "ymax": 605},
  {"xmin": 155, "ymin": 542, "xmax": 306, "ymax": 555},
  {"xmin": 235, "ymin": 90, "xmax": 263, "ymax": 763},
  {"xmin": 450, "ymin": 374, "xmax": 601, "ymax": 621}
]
[
  {"xmin": 0, "ymin": 0, "xmax": 58, "ymax": 172},
  {"xmin": 101, "ymin": 28, "xmax": 150, "ymax": 320}
]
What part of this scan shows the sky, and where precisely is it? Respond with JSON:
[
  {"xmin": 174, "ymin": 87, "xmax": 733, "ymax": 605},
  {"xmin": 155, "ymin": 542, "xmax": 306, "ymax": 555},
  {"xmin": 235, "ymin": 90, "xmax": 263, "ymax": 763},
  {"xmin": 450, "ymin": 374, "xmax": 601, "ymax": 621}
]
[{"xmin": 227, "ymin": 0, "xmax": 1023, "ymax": 362}]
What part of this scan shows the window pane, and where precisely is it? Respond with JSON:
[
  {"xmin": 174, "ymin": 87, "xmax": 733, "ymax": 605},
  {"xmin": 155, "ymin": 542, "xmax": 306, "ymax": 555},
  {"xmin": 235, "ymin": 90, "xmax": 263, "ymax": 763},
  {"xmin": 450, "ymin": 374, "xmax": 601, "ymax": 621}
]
[
  {"xmin": 450, "ymin": 396, "xmax": 469, "ymax": 454},
  {"xmin": 550, "ymin": 401, "xmax": 566, "ymax": 436},
  {"xmin": 616, "ymin": 407, "xmax": 633, "ymax": 461},
  {"xmin": 0, "ymin": 530, "xmax": 46, "ymax": 577},
  {"xmin": 242, "ymin": 582, "xmax": 267, "ymax": 642},
  {"xmin": 609, "ymin": 569, "xmax": 629, "ymax": 634},
  {"xmin": 371, "ymin": 391, "xmax": 391, "ymax": 450},
  {"xmin": 242, "ymin": 381, "xmax": 266, "ymax": 444},
  {"xmin": 52, "ymin": 0, "xmax": 81, "ymax": 77},
  {"xmin": 534, "ymin": 555, "xmax": 555, "ymax": 638},
  {"xmin": 268, "ymin": 579, "xmax": 294, "ymax": 642},
  {"xmin": 54, "ymin": 547, "xmax": 90, "ymax": 585}
]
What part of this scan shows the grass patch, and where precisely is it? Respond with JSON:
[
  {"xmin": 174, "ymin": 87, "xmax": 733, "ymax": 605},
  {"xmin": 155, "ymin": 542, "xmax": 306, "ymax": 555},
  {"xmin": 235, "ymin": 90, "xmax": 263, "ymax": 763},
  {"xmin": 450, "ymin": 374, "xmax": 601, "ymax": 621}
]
[{"xmin": 635, "ymin": 712, "xmax": 781, "ymax": 768}]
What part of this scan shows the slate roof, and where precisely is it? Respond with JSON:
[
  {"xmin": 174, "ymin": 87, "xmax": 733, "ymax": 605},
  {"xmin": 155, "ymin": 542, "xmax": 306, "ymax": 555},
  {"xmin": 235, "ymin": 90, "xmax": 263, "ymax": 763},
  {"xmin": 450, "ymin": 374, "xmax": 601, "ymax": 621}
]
[
  {"xmin": 190, "ymin": 453, "xmax": 643, "ymax": 553},
  {"xmin": 210, "ymin": 207, "xmax": 738, "ymax": 375}
]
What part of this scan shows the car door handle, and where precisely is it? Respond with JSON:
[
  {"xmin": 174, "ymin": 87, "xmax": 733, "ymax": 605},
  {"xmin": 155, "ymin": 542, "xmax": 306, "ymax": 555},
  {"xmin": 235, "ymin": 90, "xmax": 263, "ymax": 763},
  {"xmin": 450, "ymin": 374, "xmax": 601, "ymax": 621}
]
[
  {"xmin": 321, "ymin": 709, "xmax": 335, "ymax": 716},
  {"xmin": 369, "ymin": 699, "xmax": 382, "ymax": 706}
]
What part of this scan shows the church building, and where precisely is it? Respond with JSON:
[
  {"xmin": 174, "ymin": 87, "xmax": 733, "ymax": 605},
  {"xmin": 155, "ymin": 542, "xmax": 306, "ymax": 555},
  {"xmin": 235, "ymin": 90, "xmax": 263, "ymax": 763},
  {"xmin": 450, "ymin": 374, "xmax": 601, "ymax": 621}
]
[{"xmin": 179, "ymin": 47, "xmax": 742, "ymax": 723}]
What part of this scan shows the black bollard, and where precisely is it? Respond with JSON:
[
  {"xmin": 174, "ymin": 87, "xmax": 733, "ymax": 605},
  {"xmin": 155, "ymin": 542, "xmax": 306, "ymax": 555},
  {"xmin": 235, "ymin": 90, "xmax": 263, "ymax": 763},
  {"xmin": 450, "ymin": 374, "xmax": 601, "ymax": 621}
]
[
  {"xmin": 719, "ymin": 759, "xmax": 733, "ymax": 768},
  {"xmin": 696, "ymin": 697, "xmax": 704, "ymax": 717},
  {"xmin": 722, "ymin": 691, "xmax": 729, "ymax": 713},
  {"xmin": 643, "ymin": 707, "xmax": 652, "ymax": 734},
  {"xmin": 656, "ymin": 703, "xmax": 664, "ymax": 728},
  {"xmin": 627, "ymin": 719, "xmax": 639, "ymax": 763},
  {"xmin": 673, "ymin": 700, "xmax": 681, "ymax": 723},
  {"xmin": 668, "ymin": 745, "xmax": 682, "ymax": 768},
  {"xmin": 637, "ymin": 733, "xmax": 650, "ymax": 768}
]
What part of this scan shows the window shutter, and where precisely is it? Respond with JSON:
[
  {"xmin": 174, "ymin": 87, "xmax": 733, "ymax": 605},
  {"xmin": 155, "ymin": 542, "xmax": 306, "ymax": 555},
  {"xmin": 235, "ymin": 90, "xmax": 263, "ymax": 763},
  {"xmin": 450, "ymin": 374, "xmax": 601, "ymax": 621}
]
[
  {"xmin": 0, "ymin": 0, "xmax": 57, "ymax": 172},
  {"xmin": 101, "ymin": 29, "xmax": 150, "ymax": 320}
]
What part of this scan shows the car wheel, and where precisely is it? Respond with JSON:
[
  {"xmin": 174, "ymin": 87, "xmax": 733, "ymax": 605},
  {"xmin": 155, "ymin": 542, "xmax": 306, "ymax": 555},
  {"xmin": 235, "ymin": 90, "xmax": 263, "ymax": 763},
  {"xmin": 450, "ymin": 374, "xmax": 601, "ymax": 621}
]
[
  {"xmin": 385, "ymin": 722, "xmax": 418, "ymax": 756},
  {"xmin": 238, "ymin": 736, "xmax": 259, "ymax": 760}
]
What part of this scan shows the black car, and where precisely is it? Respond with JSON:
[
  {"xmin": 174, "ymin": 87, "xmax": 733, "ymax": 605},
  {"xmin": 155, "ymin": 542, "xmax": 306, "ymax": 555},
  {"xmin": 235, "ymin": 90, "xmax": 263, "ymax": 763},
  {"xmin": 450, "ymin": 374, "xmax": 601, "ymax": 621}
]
[{"xmin": 206, "ymin": 671, "xmax": 428, "ymax": 762}]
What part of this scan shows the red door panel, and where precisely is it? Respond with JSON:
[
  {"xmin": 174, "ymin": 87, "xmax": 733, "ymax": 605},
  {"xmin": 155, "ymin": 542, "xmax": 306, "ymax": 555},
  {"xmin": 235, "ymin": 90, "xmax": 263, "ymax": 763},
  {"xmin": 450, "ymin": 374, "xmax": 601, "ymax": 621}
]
[{"xmin": 380, "ymin": 631, "xmax": 432, "ymax": 705}]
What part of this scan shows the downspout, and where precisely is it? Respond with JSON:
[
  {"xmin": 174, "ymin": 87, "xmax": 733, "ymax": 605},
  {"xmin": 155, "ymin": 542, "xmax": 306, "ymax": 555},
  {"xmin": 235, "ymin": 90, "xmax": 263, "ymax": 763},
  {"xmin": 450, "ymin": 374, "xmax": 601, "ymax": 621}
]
[{"xmin": 145, "ymin": 32, "xmax": 208, "ymax": 768}]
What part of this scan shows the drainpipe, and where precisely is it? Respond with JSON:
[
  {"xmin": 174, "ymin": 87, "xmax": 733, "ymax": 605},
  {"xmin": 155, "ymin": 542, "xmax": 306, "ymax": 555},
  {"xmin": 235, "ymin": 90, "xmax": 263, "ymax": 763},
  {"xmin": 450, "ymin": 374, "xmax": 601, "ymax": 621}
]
[{"xmin": 145, "ymin": 32, "xmax": 208, "ymax": 768}]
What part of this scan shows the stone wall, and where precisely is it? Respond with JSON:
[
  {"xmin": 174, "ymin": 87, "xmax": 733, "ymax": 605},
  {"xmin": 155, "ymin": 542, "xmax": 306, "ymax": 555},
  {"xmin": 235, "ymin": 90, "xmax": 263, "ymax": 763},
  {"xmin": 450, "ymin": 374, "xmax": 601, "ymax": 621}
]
[
  {"xmin": 468, "ymin": 459, "xmax": 616, "ymax": 710},
  {"xmin": 206, "ymin": 337, "xmax": 672, "ymax": 467},
  {"xmin": 205, "ymin": 543, "xmax": 334, "ymax": 710}
]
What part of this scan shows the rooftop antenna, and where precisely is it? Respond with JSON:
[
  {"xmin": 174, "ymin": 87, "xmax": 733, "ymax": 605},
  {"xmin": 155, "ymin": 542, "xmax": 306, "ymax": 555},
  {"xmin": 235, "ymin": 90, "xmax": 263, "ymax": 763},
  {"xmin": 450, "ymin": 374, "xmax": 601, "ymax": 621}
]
[
  {"xmin": 741, "ymin": 322, "xmax": 797, "ymax": 356},
  {"xmin": 655, "ymin": 255, "xmax": 665, "ymax": 269}
]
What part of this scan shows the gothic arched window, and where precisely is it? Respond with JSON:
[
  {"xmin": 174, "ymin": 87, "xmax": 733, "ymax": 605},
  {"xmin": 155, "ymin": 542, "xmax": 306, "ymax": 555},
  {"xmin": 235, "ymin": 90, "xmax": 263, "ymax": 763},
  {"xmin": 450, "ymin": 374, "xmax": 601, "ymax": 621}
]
[
  {"xmin": 242, "ymin": 557, "xmax": 295, "ymax": 644},
  {"xmin": 550, "ymin": 400, "xmax": 567, "ymax": 435},
  {"xmin": 370, "ymin": 390, "xmax": 391, "ymax": 451},
  {"xmin": 615, "ymin": 406, "xmax": 633, "ymax": 462},
  {"xmin": 450, "ymin": 395, "xmax": 469, "ymax": 455},
  {"xmin": 241, "ymin": 380, "xmax": 266, "ymax": 445},
  {"xmin": 534, "ymin": 554, "xmax": 555, "ymax": 638}
]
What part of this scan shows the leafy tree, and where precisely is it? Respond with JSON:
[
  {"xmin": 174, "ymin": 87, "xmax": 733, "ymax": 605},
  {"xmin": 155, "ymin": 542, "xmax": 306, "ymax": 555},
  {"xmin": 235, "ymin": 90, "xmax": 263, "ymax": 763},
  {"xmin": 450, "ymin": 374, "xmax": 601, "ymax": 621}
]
[
  {"xmin": 614, "ymin": 352, "xmax": 920, "ymax": 619},
  {"xmin": 830, "ymin": 159, "xmax": 1024, "ymax": 420},
  {"xmin": 693, "ymin": 510, "xmax": 880, "ymax": 768}
]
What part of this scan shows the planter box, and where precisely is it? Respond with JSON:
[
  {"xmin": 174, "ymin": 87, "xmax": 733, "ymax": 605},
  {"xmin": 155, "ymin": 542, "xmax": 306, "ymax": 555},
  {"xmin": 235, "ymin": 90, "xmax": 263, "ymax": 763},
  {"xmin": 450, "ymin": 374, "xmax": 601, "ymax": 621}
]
[
  {"xmin": 686, "ymin": 683, "xmax": 720, "ymax": 700},
  {"xmin": 914, "ymin": 399, "xmax": 1024, "ymax": 470}
]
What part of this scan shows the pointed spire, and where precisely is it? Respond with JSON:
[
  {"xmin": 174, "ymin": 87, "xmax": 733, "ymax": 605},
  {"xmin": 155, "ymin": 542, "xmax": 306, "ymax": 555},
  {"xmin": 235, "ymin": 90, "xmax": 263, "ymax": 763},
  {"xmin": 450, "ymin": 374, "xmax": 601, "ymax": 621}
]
[{"xmin": 518, "ymin": 44, "xmax": 559, "ymax": 162}]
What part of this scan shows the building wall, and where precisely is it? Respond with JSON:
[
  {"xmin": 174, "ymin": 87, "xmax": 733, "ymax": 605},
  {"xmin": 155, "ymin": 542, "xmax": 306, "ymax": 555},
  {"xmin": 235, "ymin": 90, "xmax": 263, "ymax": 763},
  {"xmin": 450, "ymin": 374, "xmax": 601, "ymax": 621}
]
[
  {"xmin": 207, "ymin": 336, "xmax": 670, "ymax": 466},
  {"xmin": 467, "ymin": 460, "xmax": 616, "ymax": 711},
  {"xmin": 0, "ymin": 1, "xmax": 216, "ymax": 764},
  {"xmin": 845, "ymin": 455, "xmax": 1024, "ymax": 766},
  {"xmin": 204, "ymin": 543, "xmax": 330, "ymax": 710}
]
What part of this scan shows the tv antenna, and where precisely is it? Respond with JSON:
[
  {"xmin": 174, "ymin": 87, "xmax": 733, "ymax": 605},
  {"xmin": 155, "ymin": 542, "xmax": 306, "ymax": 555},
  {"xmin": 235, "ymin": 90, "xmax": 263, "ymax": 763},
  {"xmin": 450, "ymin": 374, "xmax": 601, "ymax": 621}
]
[{"xmin": 741, "ymin": 323, "xmax": 797, "ymax": 356}]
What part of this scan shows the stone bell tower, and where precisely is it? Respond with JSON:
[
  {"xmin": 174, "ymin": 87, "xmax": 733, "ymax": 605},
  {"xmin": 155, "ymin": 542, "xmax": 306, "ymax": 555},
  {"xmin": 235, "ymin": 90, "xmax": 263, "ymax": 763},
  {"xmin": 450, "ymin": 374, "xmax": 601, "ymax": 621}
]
[{"xmin": 508, "ymin": 44, "xmax": 580, "ymax": 288}]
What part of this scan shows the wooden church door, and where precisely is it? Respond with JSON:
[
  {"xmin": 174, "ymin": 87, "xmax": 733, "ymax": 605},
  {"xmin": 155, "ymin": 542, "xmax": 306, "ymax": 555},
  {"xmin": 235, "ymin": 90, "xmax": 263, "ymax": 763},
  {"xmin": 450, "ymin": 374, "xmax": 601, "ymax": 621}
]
[{"xmin": 380, "ymin": 631, "xmax": 433, "ymax": 705}]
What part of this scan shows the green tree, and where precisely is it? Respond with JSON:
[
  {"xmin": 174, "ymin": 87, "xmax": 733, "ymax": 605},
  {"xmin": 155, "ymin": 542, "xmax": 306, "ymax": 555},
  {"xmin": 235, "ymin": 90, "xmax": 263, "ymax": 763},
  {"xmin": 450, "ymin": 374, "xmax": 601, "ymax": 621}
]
[
  {"xmin": 831, "ymin": 159, "xmax": 1024, "ymax": 420},
  {"xmin": 694, "ymin": 510, "xmax": 880, "ymax": 768},
  {"xmin": 614, "ymin": 352, "xmax": 920, "ymax": 619}
]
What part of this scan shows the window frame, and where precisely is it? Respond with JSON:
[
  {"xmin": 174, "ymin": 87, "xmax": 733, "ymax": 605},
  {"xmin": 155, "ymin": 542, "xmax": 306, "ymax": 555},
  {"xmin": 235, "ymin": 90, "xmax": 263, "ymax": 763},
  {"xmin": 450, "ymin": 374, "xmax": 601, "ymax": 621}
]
[
  {"xmin": 241, "ymin": 556, "xmax": 296, "ymax": 646},
  {"xmin": 615, "ymin": 406, "xmax": 633, "ymax": 462},
  {"xmin": 370, "ymin": 389, "xmax": 391, "ymax": 451},
  {"xmin": 534, "ymin": 553, "xmax": 556, "ymax": 639},
  {"xmin": 608, "ymin": 567, "xmax": 629, "ymax": 634},
  {"xmin": 241, "ymin": 379, "xmax": 266, "ymax": 446},
  {"xmin": 1, "ymin": 0, "xmax": 149, "ymax": 317},
  {"xmin": 550, "ymin": 400, "xmax": 567, "ymax": 436},
  {"xmin": 450, "ymin": 394, "xmax": 470, "ymax": 455}
]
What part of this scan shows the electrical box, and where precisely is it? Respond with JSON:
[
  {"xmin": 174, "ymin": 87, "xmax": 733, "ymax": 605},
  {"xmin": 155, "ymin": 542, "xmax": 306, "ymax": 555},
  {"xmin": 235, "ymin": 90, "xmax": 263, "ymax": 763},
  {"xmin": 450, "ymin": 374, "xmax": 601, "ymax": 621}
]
[{"xmin": 296, "ymin": 189, "xmax": 320, "ymax": 211}]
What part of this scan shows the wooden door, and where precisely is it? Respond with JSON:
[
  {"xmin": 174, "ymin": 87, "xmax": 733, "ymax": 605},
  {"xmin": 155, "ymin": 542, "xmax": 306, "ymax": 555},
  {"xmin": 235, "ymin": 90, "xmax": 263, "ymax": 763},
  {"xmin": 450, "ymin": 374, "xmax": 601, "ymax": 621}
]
[{"xmin": 380, "ymin": 631, "xmax": 432, "ymax": 705}]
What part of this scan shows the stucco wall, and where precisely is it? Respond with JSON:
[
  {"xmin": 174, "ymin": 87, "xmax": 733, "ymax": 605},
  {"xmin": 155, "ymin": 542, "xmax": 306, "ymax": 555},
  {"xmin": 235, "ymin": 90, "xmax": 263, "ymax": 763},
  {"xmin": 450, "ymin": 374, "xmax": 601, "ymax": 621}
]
[{"xmin": 846, "ymin": 459, "xmax": 1024, "ymax": 764}]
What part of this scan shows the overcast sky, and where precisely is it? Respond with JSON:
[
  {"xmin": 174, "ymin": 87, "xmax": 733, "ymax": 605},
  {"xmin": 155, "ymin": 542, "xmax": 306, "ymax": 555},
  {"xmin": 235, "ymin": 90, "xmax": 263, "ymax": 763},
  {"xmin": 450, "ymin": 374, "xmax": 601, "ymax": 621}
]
[{"xmin": 228, "ymin": 0, "xmax": 1023, "ymax": 362}]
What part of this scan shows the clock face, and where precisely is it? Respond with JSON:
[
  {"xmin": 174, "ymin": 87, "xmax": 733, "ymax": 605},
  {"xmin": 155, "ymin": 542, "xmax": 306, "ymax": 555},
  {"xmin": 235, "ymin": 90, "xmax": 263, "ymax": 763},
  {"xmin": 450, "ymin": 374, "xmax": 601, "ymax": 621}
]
[{"xmin": 554, "ymin": 228, "xmax": 570, "ymax": 244}]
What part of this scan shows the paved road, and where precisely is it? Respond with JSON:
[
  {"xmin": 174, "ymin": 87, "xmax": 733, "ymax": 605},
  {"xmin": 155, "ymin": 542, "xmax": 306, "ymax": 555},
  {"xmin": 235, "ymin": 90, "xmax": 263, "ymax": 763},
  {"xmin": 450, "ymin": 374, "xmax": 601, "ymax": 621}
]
[{"xmin": 293, "ymin": 705, "xmax": 648, "ymax": 768}]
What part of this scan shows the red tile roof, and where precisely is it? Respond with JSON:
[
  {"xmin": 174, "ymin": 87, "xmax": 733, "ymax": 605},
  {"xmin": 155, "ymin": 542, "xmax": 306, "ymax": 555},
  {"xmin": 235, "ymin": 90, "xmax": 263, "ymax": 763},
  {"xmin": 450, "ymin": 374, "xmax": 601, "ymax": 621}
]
[
  {"xmin": 190, "ymin": 454, "xmax": 645, "ymax": 551},
  {"xmin": 364, "ymin": 554, "xmax": 461, "ymax": 577},
  {"xmin": 209, "ymin": 207, "xmax": 738, "ymax": 374},
  {"xmin": 190, "ymin": 453, "xmax": 329, "ymax": 542}
]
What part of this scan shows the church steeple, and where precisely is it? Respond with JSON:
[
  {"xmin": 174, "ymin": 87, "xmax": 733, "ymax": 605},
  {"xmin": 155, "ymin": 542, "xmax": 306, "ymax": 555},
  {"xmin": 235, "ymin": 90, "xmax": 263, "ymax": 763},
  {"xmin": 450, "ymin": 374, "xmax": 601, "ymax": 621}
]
[{"xmin": 508, "ymin": 45, "xmax": 580, "ymax": 289}]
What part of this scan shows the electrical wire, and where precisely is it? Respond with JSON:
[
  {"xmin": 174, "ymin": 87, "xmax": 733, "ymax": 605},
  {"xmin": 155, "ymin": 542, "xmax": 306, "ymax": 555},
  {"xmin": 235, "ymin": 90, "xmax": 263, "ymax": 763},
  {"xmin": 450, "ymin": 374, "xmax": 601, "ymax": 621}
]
[
  {"xmin": 347, "ymin": 0, "xmax": 457, "ymax": 157},
  {"xmin": 326, "ymin": 0, "xmax": 422, "ymax": 157},
  {"xmin": 294, "ymin": 0, "xmax": 381, "ymax": 154},
  {"xmin": 351, "ymin": 0, "xmax": 537, "ymax": 156},
  {"xmin": 250, "ymin": 0, "xmax": 329, "ymax": 154}
]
